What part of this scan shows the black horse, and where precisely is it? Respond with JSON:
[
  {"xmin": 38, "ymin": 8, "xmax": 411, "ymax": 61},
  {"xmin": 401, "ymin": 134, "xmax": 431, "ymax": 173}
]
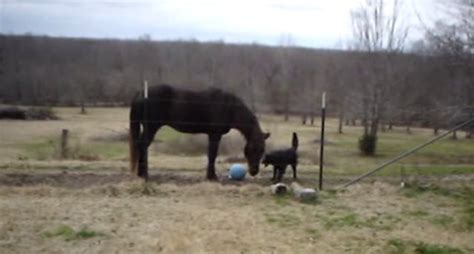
[{"xmin": 129, "ymin": 84, "xmax": 270, "ymax": 180}]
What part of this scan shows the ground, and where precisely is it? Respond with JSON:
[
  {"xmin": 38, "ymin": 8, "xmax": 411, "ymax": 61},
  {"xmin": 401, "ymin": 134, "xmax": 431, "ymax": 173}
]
[{"xmin": 0, "ymin": 107, "xmax": 473, "ymax": 253}]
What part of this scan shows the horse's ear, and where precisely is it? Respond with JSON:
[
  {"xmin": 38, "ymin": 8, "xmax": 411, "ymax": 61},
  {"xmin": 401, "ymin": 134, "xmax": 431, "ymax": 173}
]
[{"xmin": 263, "ymin": 132, "xmax": 271, "ymax": 140}]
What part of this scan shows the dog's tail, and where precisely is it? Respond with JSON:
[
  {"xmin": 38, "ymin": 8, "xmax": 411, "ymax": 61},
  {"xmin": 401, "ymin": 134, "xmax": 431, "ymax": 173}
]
[{"xmin": 292, "ymin": 132, "xmax": 298, "ymax": 150}]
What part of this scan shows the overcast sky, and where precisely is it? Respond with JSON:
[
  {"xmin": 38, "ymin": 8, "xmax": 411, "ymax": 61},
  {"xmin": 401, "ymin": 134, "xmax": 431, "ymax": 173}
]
[{"xmin": 1, "ymin": 0, "xmax": 443, "ymax": 49}]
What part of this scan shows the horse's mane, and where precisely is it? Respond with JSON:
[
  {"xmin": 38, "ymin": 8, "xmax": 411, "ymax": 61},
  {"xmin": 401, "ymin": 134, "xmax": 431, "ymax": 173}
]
[{"xmin": 227, "ymin": 92, "xmax": 261, "ymax": 141}]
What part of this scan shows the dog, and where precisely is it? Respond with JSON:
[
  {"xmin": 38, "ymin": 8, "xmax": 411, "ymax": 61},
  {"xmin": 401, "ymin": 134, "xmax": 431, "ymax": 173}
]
[{"xmin": 262, "ymin": 132, "xmax": 298, "ymax": 183}]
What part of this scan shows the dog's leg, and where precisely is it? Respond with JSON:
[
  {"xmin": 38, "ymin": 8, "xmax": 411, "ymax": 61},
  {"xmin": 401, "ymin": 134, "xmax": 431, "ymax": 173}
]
[
  {"xmin": 272, "ymin": 166, "xmax": 277, "ymax": 181},
  {"xmin": 276, "ymin": 166, "xmax": 286, "ymax": 183},
  {"xmin": 292, "ymin": 164, "xmax": 297, "ymax": 179}
]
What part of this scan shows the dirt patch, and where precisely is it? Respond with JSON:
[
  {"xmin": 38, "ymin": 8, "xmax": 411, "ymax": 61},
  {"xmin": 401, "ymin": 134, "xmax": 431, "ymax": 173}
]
[{"xmin": 0, "ymin": 170, "xmax": 320, "ymax": 189}]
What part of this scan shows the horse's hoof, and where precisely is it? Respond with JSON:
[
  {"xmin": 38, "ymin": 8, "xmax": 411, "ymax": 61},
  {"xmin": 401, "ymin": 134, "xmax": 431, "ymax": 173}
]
[{"xmin": 207, "ymin": 175, "xmax": 219, "ymax": 181}]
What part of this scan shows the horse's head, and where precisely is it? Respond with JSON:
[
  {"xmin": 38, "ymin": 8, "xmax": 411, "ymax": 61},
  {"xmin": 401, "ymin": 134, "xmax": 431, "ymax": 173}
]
[{"xmin": 244, "ymin": 132, "xmax": 270, "ymax": 176}]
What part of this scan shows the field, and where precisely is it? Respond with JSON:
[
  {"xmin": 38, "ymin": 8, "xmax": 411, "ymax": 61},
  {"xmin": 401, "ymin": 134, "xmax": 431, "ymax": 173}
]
[{"xmin": 1, "ymin": 107, "xmax": 473, "ymax": 253}]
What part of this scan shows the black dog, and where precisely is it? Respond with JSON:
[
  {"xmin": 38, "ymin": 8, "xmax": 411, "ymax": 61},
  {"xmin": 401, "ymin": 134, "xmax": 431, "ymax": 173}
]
[{"xmin": 262, "ymin": 132, "xmax": 298, "ymax": 183}]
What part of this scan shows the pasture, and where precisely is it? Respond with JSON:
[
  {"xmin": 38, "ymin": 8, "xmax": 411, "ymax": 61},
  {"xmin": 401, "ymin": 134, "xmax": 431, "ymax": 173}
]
[{"xmin": 1, "ymin": 107, "xmax": 473, "ymax": 253}]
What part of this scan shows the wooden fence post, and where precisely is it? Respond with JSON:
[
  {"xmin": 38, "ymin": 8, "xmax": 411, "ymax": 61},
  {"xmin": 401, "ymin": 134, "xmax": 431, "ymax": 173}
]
[{"xmin": 61, "ymin": 129, "xmax": 69, "ymax": 159}]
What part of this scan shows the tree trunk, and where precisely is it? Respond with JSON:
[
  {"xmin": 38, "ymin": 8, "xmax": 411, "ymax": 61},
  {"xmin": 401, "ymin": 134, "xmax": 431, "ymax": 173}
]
[
  {"xmin": 363, "ymin": 118, "xmax": 369, "ymax": 135},
  {"xmin": 369, "ymin": 118, "xmax": 379, "ymax": 137},
  {"xmin": 284, "ymin": 89, "xmax": 289, "ymax": 122},
  {"xmin": 452, "ymin": 131, "xmax": 458, "ymax": 140},
  {"xmin": 247, "ymin": 74, "xmax": 256, "ymax": 112},
  {"xmin": 338, "ymin": 111, "xmax": 344, "ymax": 134},
  {"xmin": 434, "ymin": 128, "xmax": 439, "ymax": 136},
  {"xmin": 80, "ymin": 101, "xmax": 87, "ymax": 114}
]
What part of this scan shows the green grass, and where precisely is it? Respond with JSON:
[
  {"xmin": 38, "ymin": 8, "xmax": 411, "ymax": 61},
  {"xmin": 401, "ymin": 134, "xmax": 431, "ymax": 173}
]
[
  {"xmin": 387, "ymin": 238, "xmax": 408, "ymax": 254},
  {"xmin": 319, "ymin": 212, "xmax": 398, "ymax": 230},
  {"xmin": 462, "ymin": 196, "xmax": 474, "ymax": 231},
  {"xmin": 387, "ymin": 239, "xmax": 464, "ymax": 254},
  {"xmin": 430, "ymin": 215, "xmax": 454, "ymax": 227},
  {"xmin": 415, "ymin": 242, "xmax": 464, "ymax": 254},
  {"xmin": 273, "ymin": 193, "xmax": 292, "ymax": 207},
  {"xmin": 323, "ymin": 213, "xmax": 361, "ymax": 229},
  {"xmin": 401, "ymin": 182, "xmax": 474, "ymax": 231},
  {"xmin": 323, "ymin": 127, "xmax": 474, "ymax": 176},
  {"xmin": 406, "ymin": 210, "xmax": 430, "ymax": 217},
  {"xmin": 155, "ymin": 126, "xmax": 184, "ymax": 142},
  {"xmin": 86, "ymin": 142, "xmax": 127, "ymax": 160},
  {"xmin": 41, "ymin": 225, "xmax": 103, "ymax": 241},
  {"xmin": 21, "ymin": 138, "xmax": 58, "ymax": 160},
  {"xmin": 265, "ymin": 213, "xmax": 302, "ymax": 227},
  {"xmin": 5, "ymin": 111, "xmax": 474, "ymax": 179},
  {"xmin": 20, "ymin": 136, "xmax": 128, "ymax": 161}
]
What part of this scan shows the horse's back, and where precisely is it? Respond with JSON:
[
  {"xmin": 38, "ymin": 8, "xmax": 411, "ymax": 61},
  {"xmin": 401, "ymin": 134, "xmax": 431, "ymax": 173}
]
[{"xmin": 140, "ymin": 84, "xmax": 239, "ymax": 134}]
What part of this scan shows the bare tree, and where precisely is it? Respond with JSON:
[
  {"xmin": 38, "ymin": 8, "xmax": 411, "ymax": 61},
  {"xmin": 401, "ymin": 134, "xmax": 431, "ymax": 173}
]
[
  {"xmin": 279, "ymin": 34, "xmax": 295, "ymax": 121},
  {"xmin": 423, "ymin": 1, "xmax": 474, "ymax": 138},
  {"xmin": 351, "ymin": 0, "xmax": 409, "ymax": 155}
]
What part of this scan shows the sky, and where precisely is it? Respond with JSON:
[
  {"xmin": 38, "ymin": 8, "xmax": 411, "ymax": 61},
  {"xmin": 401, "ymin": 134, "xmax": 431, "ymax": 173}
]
[{"xmin": 1, "ymin": 0, "xmax": 444, "ymax": 49}]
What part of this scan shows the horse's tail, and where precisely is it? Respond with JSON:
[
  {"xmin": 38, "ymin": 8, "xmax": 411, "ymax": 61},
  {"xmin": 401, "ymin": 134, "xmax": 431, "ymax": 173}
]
[
  {"xmin": 292, "ymin": 132, "xmax": 298, "ymax": 150},
  {"xmin": 129, "ymin": 100, "xmax": 141, "ymax": 175}
]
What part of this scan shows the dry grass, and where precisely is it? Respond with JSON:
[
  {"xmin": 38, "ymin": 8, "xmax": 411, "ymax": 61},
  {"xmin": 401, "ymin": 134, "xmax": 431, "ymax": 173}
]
[{"xmin": 1, "ymin": 180, "xmax": 473, "ymax": 253}]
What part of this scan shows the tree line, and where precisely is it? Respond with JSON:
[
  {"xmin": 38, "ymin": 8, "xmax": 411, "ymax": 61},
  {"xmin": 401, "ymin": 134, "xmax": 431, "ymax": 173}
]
[{"xmin": 1, "ymin": 33, "xmax": 471, "ymax": 129}]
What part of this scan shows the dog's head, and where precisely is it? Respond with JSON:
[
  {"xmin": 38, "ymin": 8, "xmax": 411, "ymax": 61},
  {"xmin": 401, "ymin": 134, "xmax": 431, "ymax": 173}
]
[{"xmin": 262, "ymin": 154, "xmax": 270, "ymax": 167}]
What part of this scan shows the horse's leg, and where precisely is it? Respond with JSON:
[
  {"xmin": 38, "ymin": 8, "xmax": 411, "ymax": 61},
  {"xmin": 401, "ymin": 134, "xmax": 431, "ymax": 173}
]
[
  {"xmin": 138, "ymin": 124, "xmax": 160, "ymax": 180},
  {"xmin": 207, "ymin": 134, "xmax": 221, "ymax": 180}
]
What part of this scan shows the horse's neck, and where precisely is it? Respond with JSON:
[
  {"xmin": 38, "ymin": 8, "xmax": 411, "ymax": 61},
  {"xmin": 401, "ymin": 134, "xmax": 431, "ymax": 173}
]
[{"xmin": 233, "ymin": 106, "xmax": 261, "ymax": 142}]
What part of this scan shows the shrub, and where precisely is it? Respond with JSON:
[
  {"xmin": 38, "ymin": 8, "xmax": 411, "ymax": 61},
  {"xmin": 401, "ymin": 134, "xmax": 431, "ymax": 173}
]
[
  {"xmin": 0, "ymin": 106, "xmax": 58, "ymax": 120},
  {"xmin": 359, "ymin": 134, "xmax": 377, "ymax": 156}
]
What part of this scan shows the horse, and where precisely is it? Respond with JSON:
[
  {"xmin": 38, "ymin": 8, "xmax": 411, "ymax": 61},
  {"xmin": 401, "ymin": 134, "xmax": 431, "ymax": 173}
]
[{"xmin": 129, "ymin": 84, "xmax": 270, "ymax": 180}]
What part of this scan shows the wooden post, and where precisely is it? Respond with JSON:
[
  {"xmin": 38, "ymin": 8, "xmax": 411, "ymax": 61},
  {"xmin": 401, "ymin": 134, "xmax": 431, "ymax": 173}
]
[
  {"xmin": 144, "ymin": 80, "xmax": 148, "ymax": 99},
  {"xmin": 319, "ymin": 92, "xmax": 326, "ymax": 191},
  {"xmin": 61, "ymin": 129, "xmax": 69, "ymax": 159}
]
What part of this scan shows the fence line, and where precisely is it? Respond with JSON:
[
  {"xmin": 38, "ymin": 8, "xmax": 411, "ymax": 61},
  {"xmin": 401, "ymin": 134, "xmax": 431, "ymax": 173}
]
[{"xmin": 340, "ymin": 118, "xmax": 474, "ymax": 189}]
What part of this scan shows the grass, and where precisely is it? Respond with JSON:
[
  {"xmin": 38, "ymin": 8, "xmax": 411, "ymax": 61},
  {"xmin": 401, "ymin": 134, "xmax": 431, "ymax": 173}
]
[
  {"xmin": 415, "ymin": 242, "xmax": 464, "ymax": 254},
  {"xmin": 41, "ymin": 225, "xmax": 103, "ymax": 241},
  {"xmin": 0, "ymin": 108, "xmax": 473, "ymax": 253},
  {"xmin": 2, "ymin": 108, "xmax": 472, "ymax": 178},
  {"xmin": 273, "ymin": 193, "xmax": 292, "ymax": 207},
  {"xmin": 387, "ymin": 238, "xmax": 408, "ymax": 254},
  {"xmin": 321, "ymin": 212, "xmax": 396, "ymax": 230},
  {"xmin": 265, "ymin": 212, "xmax": 302, "ymax": 227},
  {"xmin": 21, "ymin": 138, "xmax": 58, "ymax": 161},
  {"xmin": 430, "ymin": 214, "xmax": 454, "ymax": 227},
  {"xmin": 323, "ymin": 213, "xmax": 360, "ymax": 229},
  {"xmin": 401, "ymin": 182, "xmax": 474, "ymax": 231},
  {"xmin": 387, "ymin": 239, "xmax": 464, "ymax": 254},
  {"xmin": 462, "ymin": 196, "xmax": 474, "ymax": 231},
  {"xmin": 407, "ymin": 210, "xmax": 430, "ymax": 217}
]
